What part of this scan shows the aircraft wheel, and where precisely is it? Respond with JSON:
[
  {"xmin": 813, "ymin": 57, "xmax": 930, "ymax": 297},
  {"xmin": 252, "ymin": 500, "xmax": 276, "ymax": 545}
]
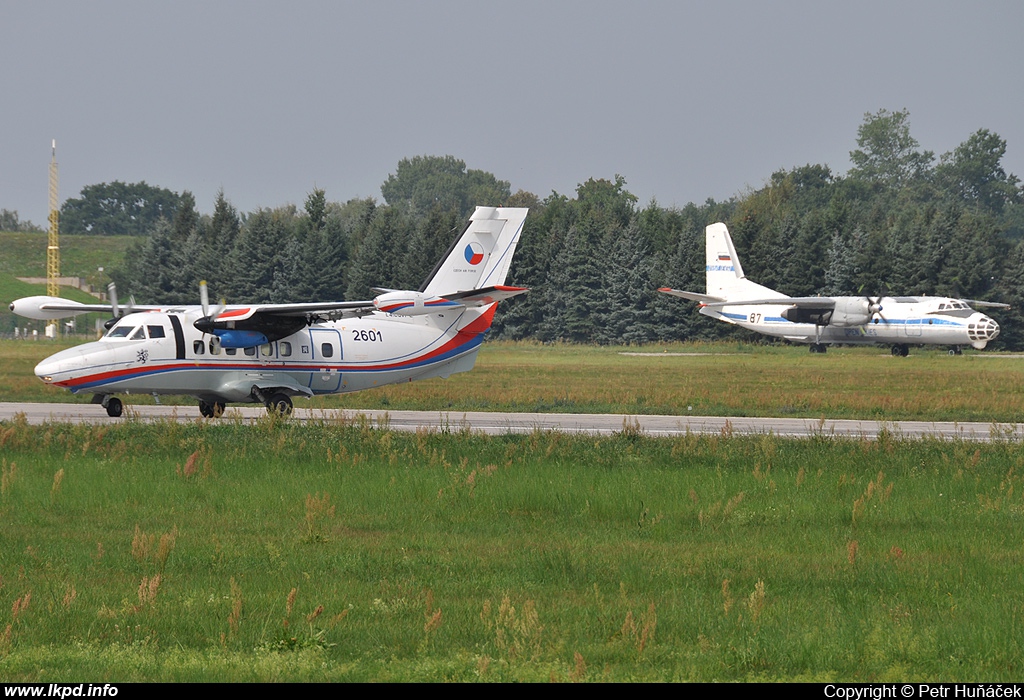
[
  {"xmin": 811, "ymin": 343, "xmax": 827, "ymax": 354},
  {"xmin": 199, "ymin": 400, "xmax": 226, "ymax": 418},
  {"xmin": 891, "ymin": 344, "xmax": 910, "ymax": 357},
  {"xmin": 105, "ymin": 397, "xmax": 123, "ymax": 418},
  {"xmin": 948, "ymin": 346, "xmax": 962, "ymax": 356},
  {"xmin": 266, "ymin": 393, "xmax": 293, "ymax": 416}
]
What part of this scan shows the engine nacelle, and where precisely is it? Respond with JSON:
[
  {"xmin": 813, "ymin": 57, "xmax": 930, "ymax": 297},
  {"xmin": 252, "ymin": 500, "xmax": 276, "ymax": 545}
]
[
  {"xmin": 8, "ymin": 296, "xmax": 88, "ymax": 321},
  {"xmin": 830, "ymin": 297, "xmax": 877, "ymax": 327},
  {"xmin": 215, "ymin": 330, "xmax": 269, "ymax": 349},
  {"xmin": 373, "ymin": 291, "xmax": 456, "ymax": 316},
  {"xmin": 781, "ymin": 298, "xmax": 881, "ymax": 327}
]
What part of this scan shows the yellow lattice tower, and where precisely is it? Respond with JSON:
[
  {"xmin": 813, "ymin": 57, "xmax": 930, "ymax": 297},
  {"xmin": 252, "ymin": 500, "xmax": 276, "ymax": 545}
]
[{"xmin": 47, "ymin": 140, "xmax": 60, "ymax": 300}]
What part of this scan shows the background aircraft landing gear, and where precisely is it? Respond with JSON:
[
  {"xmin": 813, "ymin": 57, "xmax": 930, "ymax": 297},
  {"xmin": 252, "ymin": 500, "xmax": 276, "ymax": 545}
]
[
  {"xmin": 809, "ymin": 343, "xmax": 827, "ymax": 354},
  {"xmin": 266, "ymin": 393, "xmax": 293, "ymax": 416},
  {"xmin": 891, "ymin": 344, "xmax": 910, "ymax": 357},
  {"xmin": 948, "ymin": 346, "xmax": 963, "ymax": 356},
  {"xmin": 199, "ymin": 400, "xmax": 226, "ymax": 418},
  {"xmin": 103, "ymin": 396, "xmax": 123, "ymax": 418}
]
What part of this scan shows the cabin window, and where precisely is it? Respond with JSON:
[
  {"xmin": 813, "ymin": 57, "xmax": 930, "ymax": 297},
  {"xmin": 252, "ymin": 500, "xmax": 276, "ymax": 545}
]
[
  {"xmin": 279, "ymin": 341, "xmax": 292, "ymax": 357},
  {"xmin": 147, "ymin": 325, "xmax": 166, "ymax": 338},
  {"xmin": 209, "ymin": 338, "xmax": 221, "ymax": 355},
  {"xmin": 244, "ymin": 346, "xmax": 256, "ymax": 357},
  {"xmin": 225, "ymin": 348, "xmax": 237, "ymax": 356},
  {"xmin": 193, "ymin": 340, "xmax": 205, "ymax": 355},
  {"xmin": 321, "ymin": 343, "xmax": 334, "ymax": 358},
  {"xmin": 130, "ymin": 327, "xmax": 147, "ymax": 340},
  {"xmin": 260, "ymin": 343, "xmax": 273, "ymax": 357}
]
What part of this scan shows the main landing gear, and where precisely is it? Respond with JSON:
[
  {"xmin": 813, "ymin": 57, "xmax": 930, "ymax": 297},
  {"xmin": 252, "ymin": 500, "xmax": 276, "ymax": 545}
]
[
  {"xmin": 104, "ymin": 397, "xmax": 123, "ymax": 418},
  {"xmin": 266, "ymin": 393, "xmax": 293, "ymax": 416},
  {"xmin": 891, "ymin": 344, "xmax": 910, "ymax": 357},
  {"xmin": 250, "ymin": 386, "xmax": 294, "ymax": 416},
  {"xmin": 809, "ymin": 343, "xmax": 827, "ymax": 354},
  {"xmin": 198, "ymin": 400, "xmax": 226, "ymax": 418}
]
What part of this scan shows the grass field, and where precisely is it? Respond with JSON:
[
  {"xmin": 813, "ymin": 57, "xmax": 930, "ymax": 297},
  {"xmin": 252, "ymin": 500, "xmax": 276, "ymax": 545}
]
[
  {"xmin": 4, "ymin": 339, "xmax": 1024, "ymax": 422},
  {"xmin": 1, "ymin": 418, "xmax": 1022, "ymax": 681}
]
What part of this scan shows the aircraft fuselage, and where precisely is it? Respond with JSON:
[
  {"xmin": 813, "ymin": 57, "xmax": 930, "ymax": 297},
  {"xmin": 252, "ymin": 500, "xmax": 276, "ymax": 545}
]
[
  {"xmin": 702, "ymin": 296, "xmax": 1000, "ymax": 349},
  {"xmin": 33, "ymin": 305, "xmax": 493, "ymax": 405}
]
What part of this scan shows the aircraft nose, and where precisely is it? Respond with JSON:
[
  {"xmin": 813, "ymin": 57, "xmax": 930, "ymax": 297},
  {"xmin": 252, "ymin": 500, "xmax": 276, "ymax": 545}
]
[
  {"xmin": 34, "ymin": 345, "xmax": 90, "ymax": 384},
  {"xmin": 967, "ymin": 314, "xmax": 999, "ymax": 348}
]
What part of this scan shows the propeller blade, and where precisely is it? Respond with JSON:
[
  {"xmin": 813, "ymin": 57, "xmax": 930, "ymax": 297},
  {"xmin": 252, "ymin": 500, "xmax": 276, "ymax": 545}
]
[
  {"xmin": 200, "ymin": 280, "xmax": 210, "ymax": 318},
  {"xmin": 866, "ymin": 295, "xmax": 887, "ymax": 324},
  {"xmin": 107, "ymin": 282, "xmax": 121, "ymax": 318}
]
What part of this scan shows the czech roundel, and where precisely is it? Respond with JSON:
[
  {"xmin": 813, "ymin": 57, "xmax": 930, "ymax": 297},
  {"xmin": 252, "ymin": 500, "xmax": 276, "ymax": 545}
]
[{"xmin": 464, "ymin": 241, "xmax": 485, "ymax": 265}]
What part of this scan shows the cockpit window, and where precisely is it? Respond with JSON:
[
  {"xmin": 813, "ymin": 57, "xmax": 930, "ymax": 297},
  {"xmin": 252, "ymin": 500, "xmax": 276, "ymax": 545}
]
[
  {"xmin": 106, "ymin": 325, "xmax": 137, "ymax": 339},
  {"xmin": 147, "ymin": 325, "xmax": 166, "ymax": 338},
  {"xmin": 130, "ymin": 327, "xmax": 147, "ymax": 340}
]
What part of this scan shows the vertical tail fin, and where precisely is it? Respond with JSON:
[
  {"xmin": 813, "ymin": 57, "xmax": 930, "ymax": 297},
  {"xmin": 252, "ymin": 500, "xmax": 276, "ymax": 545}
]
[
  {"xmin": 705, "ymin": 223, "xmax": 785, "ymax": 301},
  {"xmin": 420, "ymin": 207, "xmax": 529, "ymax": 296}
]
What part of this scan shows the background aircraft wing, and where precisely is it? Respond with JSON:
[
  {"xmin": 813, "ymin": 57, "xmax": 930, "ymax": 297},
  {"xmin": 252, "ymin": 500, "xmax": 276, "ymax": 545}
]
[
  {"xmin": 962, "ymin": 298, "xmax": 1011, "ymax": 310},
  {"xmin": 702, "ymin": 296, "xmax": 833, "ymax": 309},
  {"xmin": 657, "ymin": 288, "xmax": 726, "ymax": 304}
]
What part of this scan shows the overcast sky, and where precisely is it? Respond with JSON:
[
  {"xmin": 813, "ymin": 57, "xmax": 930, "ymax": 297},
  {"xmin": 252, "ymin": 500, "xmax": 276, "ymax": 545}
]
[{"xmin": 3, "ymin": 1, "xmax": 1023, "ymax": 225}]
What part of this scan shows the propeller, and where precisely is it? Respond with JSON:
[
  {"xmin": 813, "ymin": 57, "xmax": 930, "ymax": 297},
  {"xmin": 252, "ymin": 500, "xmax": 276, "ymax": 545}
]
[
  {"xmin": 866, "ymin": 295, "xmax": 887, "ymax": 324},
  {"xmin": 195, "ymin": 280, "xmax": 226, "ymax": 337},
  {"xmin": 200, "ymin": 280, "xmax": 226, "ymax": 320},
  {"xmin": 103, "ymin": 282, "xmax": 136, "ymax": 330}
]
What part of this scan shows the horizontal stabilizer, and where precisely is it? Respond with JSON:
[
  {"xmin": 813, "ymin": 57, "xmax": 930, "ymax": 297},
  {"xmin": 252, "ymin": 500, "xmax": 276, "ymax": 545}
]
[{"xmin": 443, "ymin": 285, "xmax": 529, "ymax": 306}]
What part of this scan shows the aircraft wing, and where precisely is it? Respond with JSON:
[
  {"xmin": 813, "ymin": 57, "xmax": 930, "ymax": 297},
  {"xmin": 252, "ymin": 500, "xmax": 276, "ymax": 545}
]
[
  {"xmin": 701, "ymin": 296, "xmax": 829, "ymax": 309},
  {"xmin": 211, "ymin": 300, "xmax": 376, "ymax": 323},
  {"xmin": 657, "ymin": 288, "xmax": 726, "ymax": 304},
  {"xmin": 8, "ymin": 296, "xmax": 163, "ymax": 321},
  {"xmin": 962, "ymin": 298, "xmax": 1011, "ymax": 310}
]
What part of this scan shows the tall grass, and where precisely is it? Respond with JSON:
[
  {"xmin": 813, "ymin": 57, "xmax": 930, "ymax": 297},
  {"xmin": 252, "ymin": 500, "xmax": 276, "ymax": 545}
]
[{"xmin": 1, "ymin": 416, "xmax": 1022, "ymax": 680}]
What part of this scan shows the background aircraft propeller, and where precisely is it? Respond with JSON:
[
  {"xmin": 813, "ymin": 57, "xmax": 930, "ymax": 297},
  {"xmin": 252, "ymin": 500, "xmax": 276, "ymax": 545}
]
[{"xmin": 866, "ymin": 295, "xmax": 887, "ymax": 324}]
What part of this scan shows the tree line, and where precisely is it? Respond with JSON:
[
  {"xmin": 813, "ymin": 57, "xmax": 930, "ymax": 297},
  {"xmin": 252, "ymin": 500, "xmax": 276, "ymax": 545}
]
[{"xmin": 84, "ymin": 111, "xmax": 1024, "ymax": 348}]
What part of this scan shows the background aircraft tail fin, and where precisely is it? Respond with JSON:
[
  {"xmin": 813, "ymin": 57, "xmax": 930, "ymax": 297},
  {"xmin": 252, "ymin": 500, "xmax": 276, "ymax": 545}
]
[
  {"xmin": 420, "ymin": 207, "xmax": 528, "ymax": 297},
  {"xmin": 705, "ymin": 223, "xmax": 786, "ymax": 301}
]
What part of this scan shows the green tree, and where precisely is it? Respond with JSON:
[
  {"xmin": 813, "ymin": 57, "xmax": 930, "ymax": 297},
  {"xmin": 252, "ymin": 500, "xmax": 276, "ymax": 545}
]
[
  {"xmin": 935, "ymin": 129, "xmax": 1022, "ymax": 214},
  {"xmin": 345, "ymin": 206, "xmax": 414, "ymax": 298},
  {"xmin": 0, "ymin": 209, "xmax": 43, "ymax": 232},
  {"xmin": 848, "ymin": 109, "xmax": 934, "ymax": 190},
  {"xmin": 225, "ymin": 208, "xmax": 293, "ymax": 303},
  {"xmin": 380, "ymin": 155, "xmax": 510, "ymax": 218},
  {"xmin": 61, "ymin": 181, "xmax": 181, "ymax": 235}
]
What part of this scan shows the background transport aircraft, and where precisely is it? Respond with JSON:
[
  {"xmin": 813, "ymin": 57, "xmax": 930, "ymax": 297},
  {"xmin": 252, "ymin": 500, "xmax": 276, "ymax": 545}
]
[
  {"xmin": 10, "ymin": 206, "xmax": 528, "ymax": 417},
  {"xmin": 660, "ymin": 222, "xmax": 1007, "ymax": 357}
]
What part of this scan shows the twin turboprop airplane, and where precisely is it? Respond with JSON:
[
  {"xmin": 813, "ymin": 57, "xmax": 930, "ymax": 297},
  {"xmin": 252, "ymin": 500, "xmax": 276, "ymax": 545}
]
[
  {"xmin": 660, "ymin": 222, "xmax": 1007, "ymax": 356},
  {"xmin": 10, "ymin": 206, "xmax": 529, "ymax": 417}
]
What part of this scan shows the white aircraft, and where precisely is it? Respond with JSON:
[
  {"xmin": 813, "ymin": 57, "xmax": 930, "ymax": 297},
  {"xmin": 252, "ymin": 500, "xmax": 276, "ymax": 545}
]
[
  {"xmin": 659, "ymin": 222, "xmax": 1007, "ymax": 356},
  {"xmin": 10, "ymin": 206, "xmax": 528, "ymax": 417}
]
